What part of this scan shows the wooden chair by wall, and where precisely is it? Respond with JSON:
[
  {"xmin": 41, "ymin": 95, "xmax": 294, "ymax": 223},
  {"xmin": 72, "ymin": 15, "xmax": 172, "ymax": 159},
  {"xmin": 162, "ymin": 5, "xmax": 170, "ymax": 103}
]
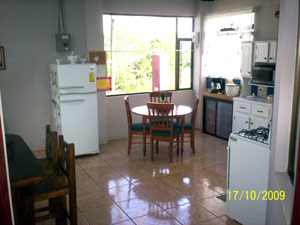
[
  {"xmin": 22, "ymin": 135, "xmax": 77, "ymax": 225},
  {"xmin": 38, "ymin": 125, "xmax": 58, "ymax": 175},
  {"xmin": 149, "ymin": 91, "xmax": 172, "ymax": 103},
  {"xmin": 181, "ymin": 95, "xmax": 199, "ymax": 153},
  {"xmin": 147, "ymin": 103, "xmax": 180, "ymax": 163},
  {"xmin": 124, "ymin": 96, "xmax": 149, "ymax": 156}
]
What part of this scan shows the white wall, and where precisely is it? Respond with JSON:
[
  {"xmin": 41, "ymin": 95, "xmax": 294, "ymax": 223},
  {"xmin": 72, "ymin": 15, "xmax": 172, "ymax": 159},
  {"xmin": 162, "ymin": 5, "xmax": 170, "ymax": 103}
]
[
  {"xmin": 84, "ymin": 0, "xmax": 109, "ymax": 144},
  {"xmin": 193, "ymin": 1, "xmax": 211, "ymax": 130},
  {"xmin": 103, "ymin": 0, "xmax": 195, "ymax": 16},
  {"xmin": 267, "ymin": 0, "xmax": 299, "ymax": 224},
  {"xmin": 107, "ymin": 90, "xmax": 195, "ymax": 140},
  {"xmin": 0, "ymin": 0, "xmax": 86, "ymax": 150},
  {"xmin": 197, "ymin": 0, "xmax": 280, "ymax": 40}
]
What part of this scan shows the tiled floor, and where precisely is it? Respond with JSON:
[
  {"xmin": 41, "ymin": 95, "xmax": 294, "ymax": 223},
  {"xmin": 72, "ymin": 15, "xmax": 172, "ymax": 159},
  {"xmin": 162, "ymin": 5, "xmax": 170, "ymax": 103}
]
[{"xmin": 34, "ymin": 131, "xmax": 241, "ymax": 225}]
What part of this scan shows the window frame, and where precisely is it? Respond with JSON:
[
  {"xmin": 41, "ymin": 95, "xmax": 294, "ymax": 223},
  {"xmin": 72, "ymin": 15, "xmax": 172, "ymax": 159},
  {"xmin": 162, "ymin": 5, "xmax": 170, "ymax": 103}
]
[{"xmin": 103, "ymin": 13, "xmax": 194, "ymax": 97}]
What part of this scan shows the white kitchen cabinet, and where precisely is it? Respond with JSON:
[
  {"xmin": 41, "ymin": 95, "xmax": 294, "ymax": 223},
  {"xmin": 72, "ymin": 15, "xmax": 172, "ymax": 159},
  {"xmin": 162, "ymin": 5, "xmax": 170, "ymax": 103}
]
[
  {"xmin": 232, "ymin": 113, "xmax": 249, "ymax": 132},
  {"xmin": 250, "ymin": 116, "xmax": 270, "ymax": 130},
  {"xmin": 233, "ymin": 98, "xmax": 272, "ymax": 132},
  {"xmin": 254, "ymin": 41, "xmax": 277, "ymax": 63},
  {"xmin": 240, "ymin": 42, "xmax": 253, "ymax": 77},
  {"xmin": 254, "ymin": 42, "xmax": 269, "ymax": 63},
  {"xmin": 269, "ymin": 41, "xmax": 277, "ymax": 63}
]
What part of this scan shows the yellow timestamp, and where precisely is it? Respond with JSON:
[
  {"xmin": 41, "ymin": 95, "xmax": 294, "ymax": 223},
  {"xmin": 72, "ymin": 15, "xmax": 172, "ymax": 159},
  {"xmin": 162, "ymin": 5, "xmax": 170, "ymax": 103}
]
[{"xmin": 228, "ymin": 190, "xmax": 285, "ymax": 201}]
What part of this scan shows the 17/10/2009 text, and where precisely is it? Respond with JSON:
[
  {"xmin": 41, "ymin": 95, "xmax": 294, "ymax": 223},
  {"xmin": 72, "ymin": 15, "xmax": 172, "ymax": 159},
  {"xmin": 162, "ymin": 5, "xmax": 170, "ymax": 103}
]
[{"xmin": 228, "ymin": 190, "xmax": 285, "ymax": 201}]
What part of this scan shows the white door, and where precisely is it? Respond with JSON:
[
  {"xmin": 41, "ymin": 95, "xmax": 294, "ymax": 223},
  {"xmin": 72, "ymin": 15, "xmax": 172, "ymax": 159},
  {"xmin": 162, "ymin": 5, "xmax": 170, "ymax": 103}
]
[
  {"xmin": 227, "ymin": 137, "xmax": 269, "ymax": 225},
  {"xmin": 60, "ymin": 93, "xmax": 99, "ymax": 156},
  {"xmin": 254, "ymin": 42, "xmax": 269, "ymax": 63},
  {"xmin": 240, "ymin": 42, "xmax": 253, "ymax": 77},
  {"xmin": 232, "ymin": 113, "xmax": 249, "ymax": 132},
  {"xmin": 250, "ymin": 116, "xmax": 270, "ymax": 130},
  {"xmin": 269, "ymin": 41, "xmax": 277, "ymax": 63}
]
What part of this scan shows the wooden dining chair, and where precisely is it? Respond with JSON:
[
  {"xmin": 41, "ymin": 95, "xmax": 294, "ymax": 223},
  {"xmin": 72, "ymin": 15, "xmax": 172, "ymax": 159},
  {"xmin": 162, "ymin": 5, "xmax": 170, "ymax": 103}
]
[
  {"xmin": 22, "ymin": 135, "xmax": 77, "ymax": 225},
  {"xmin": 147, "ymin": 103, "xmax": 180, "ymax": 163},
  {"xmin": 149, "ymin": 91, "xmax": 172, "ymax": 103},
  {"xmin": 179, "ymin": 95, "xmax": 199, "ymax": 154},
  {"xmin": 149, "ymin": 91, "xmax": 173, "ymax": 153},
  {"xmin": 38, "ymin": 125, "xmax": 58, "ymax": 175},
  {"xmin": 124, "ymin": 96, "xmax": 150, "ymax": 156}
]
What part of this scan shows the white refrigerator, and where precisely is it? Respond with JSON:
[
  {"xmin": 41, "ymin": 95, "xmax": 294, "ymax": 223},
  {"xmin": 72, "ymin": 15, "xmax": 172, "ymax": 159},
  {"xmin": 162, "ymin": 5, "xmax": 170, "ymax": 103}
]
[{"xmin": 50, "ymin": 64, "xmax": 99, "ymax": 156}]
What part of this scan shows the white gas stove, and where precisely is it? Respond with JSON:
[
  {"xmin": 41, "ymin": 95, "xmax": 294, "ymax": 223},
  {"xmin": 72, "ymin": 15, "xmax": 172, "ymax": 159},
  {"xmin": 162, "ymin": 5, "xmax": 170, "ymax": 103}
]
[{"xmin": 227, "ymin": 127, "xmax": 270, "ymax": 225}]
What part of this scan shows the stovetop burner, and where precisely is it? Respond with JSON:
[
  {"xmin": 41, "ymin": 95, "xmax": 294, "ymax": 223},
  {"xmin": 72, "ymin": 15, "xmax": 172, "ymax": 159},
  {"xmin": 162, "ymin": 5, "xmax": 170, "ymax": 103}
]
[{"xmin": 236, "ymin": 127, "xmax": 269, "ymax": 144}]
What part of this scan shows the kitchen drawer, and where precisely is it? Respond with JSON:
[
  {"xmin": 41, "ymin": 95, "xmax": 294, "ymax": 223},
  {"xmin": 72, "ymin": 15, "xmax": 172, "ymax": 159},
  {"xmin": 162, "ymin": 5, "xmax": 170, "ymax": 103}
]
[
  {"xmin": 235, "ymin": 101, "xmax": 251, "ymax": 114},
  {"xmin": 252, "ymin": 104, "xmax": 270, "ymax": 118}
]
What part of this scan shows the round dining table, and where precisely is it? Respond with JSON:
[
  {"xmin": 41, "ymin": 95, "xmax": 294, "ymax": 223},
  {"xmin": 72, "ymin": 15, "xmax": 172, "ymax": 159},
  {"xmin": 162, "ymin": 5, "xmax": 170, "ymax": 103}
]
[{"xmin": 131, "ymin": 105, "xmax": 193, "ymax": 154}]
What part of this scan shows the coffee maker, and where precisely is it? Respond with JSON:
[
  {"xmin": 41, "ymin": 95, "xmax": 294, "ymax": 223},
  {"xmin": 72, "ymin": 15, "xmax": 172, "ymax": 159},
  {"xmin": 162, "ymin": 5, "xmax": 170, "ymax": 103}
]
[{"xmin": 206, "ymin": 77, "xmax": 226, "ymax": 93}]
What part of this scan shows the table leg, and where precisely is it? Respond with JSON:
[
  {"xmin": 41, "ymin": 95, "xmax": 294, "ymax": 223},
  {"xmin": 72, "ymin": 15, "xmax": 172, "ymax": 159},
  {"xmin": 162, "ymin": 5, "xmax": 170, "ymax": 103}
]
[
  {"xmin": 181, "ymin": 116, "xmax": 184, "ymax": 156},
  {"xmin": 143, "ymin": 116, "xmax": 146, "ymax": 156}
]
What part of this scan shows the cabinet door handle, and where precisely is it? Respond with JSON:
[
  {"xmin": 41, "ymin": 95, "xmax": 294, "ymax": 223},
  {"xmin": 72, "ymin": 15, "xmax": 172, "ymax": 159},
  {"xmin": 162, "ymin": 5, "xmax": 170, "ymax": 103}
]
[
  {"xmin": 264, "ymin": 57, "xmax": 267, "ymax": 60},
  {"xmin": 270, "ymin": 57, "xmax": 273, "ymax": 60},
  {"xmin": 250, "ymin": 122, "xmax": 253, "ymax": 125},
  {"xmin": 246, "ymin": 121, "xmax": 248, "ymax": 124},
  {"xmin": 248, "ymin": 71, "xmax": 251, "ymax": 74},
  {"xmin": 257, "ymin": 110, "xmax": 263, "ymax": 113},
  {"xmin": 240, "ymin": 106, "xmax": 246, "ymax": 109}
]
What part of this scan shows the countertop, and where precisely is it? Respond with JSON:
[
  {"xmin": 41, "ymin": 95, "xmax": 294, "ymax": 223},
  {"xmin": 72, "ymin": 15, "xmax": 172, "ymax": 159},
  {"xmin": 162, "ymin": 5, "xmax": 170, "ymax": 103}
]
[
  {"xmin": 233, "ymin": 96, "xmax": 273, "ymax": 105},
  {"xmin": 202, "ymin": 91, "xmax": 234, "ymax": 102}
]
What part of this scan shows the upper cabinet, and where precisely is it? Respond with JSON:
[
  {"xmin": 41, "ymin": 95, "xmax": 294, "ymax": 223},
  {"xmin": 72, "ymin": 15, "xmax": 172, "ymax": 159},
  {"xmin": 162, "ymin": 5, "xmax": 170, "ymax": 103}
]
[
  {"xmin": 268, "ymin": 41, "xmax": 277, "ymax": 63},
  {"xmin": 240, "ymin": 42, "xmax": 253, "ymax": 77},
  {"xmin": 254, "ymin": 42, "xmax": 269, "ymax": 63},
  {"xmin": 254, "ymin": 41, "xmax": 277, "ymax": 63}
]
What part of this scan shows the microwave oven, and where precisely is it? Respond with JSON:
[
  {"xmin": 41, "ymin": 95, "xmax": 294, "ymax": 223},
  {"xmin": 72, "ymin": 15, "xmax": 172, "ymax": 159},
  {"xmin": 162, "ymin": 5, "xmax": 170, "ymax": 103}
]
[{"xmin": 252, "ymin": 65, "xmax": 275, "ymax": 86}]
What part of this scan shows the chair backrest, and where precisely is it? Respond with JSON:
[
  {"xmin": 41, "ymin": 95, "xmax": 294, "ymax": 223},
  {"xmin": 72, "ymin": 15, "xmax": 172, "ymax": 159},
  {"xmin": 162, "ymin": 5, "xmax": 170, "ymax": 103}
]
[
  {"xmin": 149, "ymin": 91, "xmax": 172, "ymax": 103},
  {"xmin": 58, "ymin": 135, "xmax": 77, "ymax": 224},
  {"xmin": 191, "ymin": 95, "xmax": 200, "ymax": 129},
  {"xmin": 58, "ymin": 135, "xmax": 76, "ymax": 190},
  {"xmin": 124, "ymin": 96, "xmax": 132, "ymax": 128},
  {"xmin": 45, "ymin": 125, "xmax": 58, "ymax": 170},
  {"xmin": 147, "ymin": 103, "xmax": 174, "ymax": 134}
]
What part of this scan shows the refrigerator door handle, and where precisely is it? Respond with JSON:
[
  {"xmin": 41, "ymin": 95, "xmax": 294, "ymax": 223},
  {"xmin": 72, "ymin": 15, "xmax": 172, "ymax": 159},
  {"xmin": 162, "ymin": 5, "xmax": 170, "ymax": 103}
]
[
  {"xmin": 61, "ymin": 99, "xmax": 85, "ymax": 103},
  {"xmin": 59, "ymin": 86, "xmax": 85, "ymax": 89},
  {"xmin": 60, "ymin": 91, "xmax": 97, "ymax": 96}
]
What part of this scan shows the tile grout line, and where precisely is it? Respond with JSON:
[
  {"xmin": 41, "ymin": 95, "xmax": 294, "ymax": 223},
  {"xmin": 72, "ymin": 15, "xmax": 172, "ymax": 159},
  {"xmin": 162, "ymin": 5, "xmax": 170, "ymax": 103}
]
[{"xmin": 76, "ymin": 149, "xmax": 151, "ymax": 224}]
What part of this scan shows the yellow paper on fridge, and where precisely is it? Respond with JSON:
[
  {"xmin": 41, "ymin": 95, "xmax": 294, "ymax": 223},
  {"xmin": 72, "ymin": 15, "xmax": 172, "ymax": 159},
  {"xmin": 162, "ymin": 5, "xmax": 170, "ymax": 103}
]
[{"xmin": 89, "ymin": 72, "xmax": 95, "ymax": 82}]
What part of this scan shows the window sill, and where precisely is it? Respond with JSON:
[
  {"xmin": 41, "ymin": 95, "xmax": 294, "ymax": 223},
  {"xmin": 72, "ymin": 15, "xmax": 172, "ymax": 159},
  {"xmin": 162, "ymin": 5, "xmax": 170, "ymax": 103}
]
[
  {"xmin": 275, "ymin": 172, "xmax": 293, "ymax": 225},
  {"xmin": 106, "ymin": 88, "xmax": 193, "ymax": 97}
]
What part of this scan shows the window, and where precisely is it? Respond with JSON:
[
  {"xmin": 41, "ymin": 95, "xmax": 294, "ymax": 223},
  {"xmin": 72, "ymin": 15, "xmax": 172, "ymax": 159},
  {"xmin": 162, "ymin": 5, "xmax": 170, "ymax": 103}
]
[
  {"xmin": 103, "ymin": 15, "xmax": 193, "ymax": 95},
  {"xmin": 202, "ymin": 10, "xmax": 255, "ymax": 79}
]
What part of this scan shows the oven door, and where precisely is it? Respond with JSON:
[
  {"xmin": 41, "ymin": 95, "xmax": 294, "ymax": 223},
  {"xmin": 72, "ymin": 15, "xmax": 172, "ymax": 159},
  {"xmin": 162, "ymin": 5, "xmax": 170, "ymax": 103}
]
[{"xmin": 252, "ymin": 67, "xmax": 275, "ymax": 86}]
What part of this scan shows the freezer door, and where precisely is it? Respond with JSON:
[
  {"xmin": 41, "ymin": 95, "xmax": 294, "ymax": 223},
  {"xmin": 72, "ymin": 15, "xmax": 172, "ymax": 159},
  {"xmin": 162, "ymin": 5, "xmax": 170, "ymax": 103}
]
[
  {"xmin": 57, "ymin": 64, "xmax": 97, "ymax": 92},
  {"xmin": 60, "ymin": 92, "xmax": 99, "ymax": 156}
]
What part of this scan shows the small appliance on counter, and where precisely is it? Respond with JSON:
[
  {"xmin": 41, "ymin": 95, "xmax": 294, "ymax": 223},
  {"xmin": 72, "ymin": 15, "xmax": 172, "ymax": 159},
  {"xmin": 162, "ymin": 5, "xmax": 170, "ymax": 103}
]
[
  {"xmin": 206, "ymin": 77, "xmax": 226, "ymax": 93},
  {"xmin": 225, "ymin": 83, "xmax": 239, "ymax": 96}
]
